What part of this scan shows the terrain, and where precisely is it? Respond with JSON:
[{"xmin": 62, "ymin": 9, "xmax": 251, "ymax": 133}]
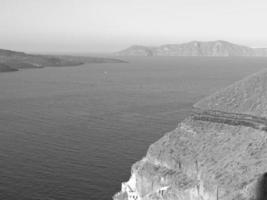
[
  {"xmin": 0, "ymin": 49, "xmax": 125, "ymax": 72},
  {"xmin": 114, "ymin": 69, "xmax": 267, "ymax": 200},
  {"xmin": 116, "ymin": 40, "xmax": 267, "ymax": 57},
  {"xmin": 0, "ymin": 62, "xmax": 18, "ymax": 72}
]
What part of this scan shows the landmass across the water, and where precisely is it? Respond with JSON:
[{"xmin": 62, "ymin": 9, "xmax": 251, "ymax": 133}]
[
  {"xmin": 0, "ymin": 63, "xmax": 18, "ymax": 72},
  {"xmin": 0, "ymin": 49, "xmax": 126, "ymax": 73},
  {"xmin": 116, "ymin": 40, "xmax": 267, "ymax": 57}
]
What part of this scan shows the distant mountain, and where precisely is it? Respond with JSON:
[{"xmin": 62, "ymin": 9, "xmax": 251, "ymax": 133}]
[
  {"xmin": 116, "ymin": 40, "xmax": 267, "ymax": 56},
  {"xmin": 116, "ymin": 45, "xmax": 156, "ymax": 56},
  {"xmin": 0, "ymin": 49, "xmax": 126, "ymax": 72}
]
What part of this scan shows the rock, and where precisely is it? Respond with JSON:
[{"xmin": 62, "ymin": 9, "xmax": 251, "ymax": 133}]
[
  {"xmin": 114, "ymin": 69, "xmax": 267, "ymax": 200},
  {"xmin": 116, "ymin": 40, "xmax": 267, "ymax": 57}
]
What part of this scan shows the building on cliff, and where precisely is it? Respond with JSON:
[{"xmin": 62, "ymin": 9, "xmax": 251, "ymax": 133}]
[
  {"xmin": 114, "ymin": 69, "xmax": 267, "ymax": 200},
  {"xmin": 116, "ymin": 174, "xmax": 140, "ymax": 200}
]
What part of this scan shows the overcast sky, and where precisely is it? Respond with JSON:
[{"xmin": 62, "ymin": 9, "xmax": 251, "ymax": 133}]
[{"xmin": 1, "ymin": 0, "xmax": 267, "ymax": 53}]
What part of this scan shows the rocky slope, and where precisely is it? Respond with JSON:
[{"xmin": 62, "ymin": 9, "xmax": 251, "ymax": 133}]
[
  {"xmin": 0, "ymin": 49, "xmax": 125, "ymax": 72},
  {"xmin": 116, "ymin": 41, "xmax": 267, "ymax": 57},
  {"xmin": 114, "ymin": 70, "xmax": 267, "ymax": 200}
]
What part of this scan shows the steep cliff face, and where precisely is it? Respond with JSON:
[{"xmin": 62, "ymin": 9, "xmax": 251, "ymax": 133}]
[
  {"xmin": 116, "ymin": 41, "xmax": 267, "ymax": 57},
  {"xmin": 114, "ymin": 70, "xmax": 267, "ymax": 200}
]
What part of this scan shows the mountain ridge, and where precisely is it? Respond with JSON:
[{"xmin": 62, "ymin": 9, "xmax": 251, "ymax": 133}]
[{"xmin": 116, "ymin": 40, "xmax": 267, "ymax": 57}]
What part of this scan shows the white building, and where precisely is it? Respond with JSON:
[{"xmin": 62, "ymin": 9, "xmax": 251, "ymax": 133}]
[
  {"xmin": 157, "ymin": 186, "xmax": 169, "ymax": 197},
  {"xmin": 121, "ymin": 174, "xmax": 141, "ymax": 200}
]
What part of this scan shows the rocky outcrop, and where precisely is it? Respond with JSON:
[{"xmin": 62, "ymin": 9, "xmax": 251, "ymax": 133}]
[
  {"xmin": 114, "ymin": 70, "xmax": 267, "ymax": 200},
  {"xmin": 116, "ymin": 40, "xmax": 267, "ymax": 57}
]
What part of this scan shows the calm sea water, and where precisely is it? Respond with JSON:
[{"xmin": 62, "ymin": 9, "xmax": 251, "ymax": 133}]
[{"xmin": 1, "ymin": 57, "xmax": 267, "ymax": 200}]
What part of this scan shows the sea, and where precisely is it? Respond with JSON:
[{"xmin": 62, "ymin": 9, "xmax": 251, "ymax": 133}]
[{"xmin": 0, "ymin": 57, "xmax": 267, "ymax": 200}]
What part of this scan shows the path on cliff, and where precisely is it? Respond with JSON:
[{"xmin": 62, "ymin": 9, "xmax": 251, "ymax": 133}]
[{"xmin": 192, "ymin": 109, "xmax": 267, "ymax": 131}]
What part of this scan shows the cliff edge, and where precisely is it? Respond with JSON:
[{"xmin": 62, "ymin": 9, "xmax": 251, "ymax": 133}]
[{"xmin": 114, "ymin": 69, "xmax": 267, "ymax": 200}]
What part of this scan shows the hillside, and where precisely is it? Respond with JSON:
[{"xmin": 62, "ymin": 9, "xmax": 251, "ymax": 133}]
[
  {"xmin": 114, "ymin": 69, "xmax": 267, "ymax": 200},
  {"xmin": 195, "ymin": 70, "xmax": 267, "ymax": 117},
  {"xmin": 116, "ymin": 40, "xmax": 267, "ymax": 57}
]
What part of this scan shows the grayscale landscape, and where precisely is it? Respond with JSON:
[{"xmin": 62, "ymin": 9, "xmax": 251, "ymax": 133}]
[{"xmin": 1, "ymin": 1, "xmax": 267, "ymax": 200}]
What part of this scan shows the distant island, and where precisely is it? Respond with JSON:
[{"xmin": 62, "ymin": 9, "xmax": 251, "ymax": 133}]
[
  {"xmin": 0, "ymin": 49, "xmax": 126, "ymax": 73},
  {"xmin": 116, "ymin": 40, "xmax": 267, "ymax": 56}
]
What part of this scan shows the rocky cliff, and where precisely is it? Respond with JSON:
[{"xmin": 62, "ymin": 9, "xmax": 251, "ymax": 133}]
[
  {"xmin": 114, "ymin": 70, "xmax": 267, "ymax": 200},
  {"xmin": 116, "ymin": 41, "xmax": 267, "ymax": 57}
]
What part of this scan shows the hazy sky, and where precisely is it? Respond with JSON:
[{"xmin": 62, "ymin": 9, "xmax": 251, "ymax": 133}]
[{"xmin": 1, "ymin": 0, "xmax": 267, "ymax": 53}]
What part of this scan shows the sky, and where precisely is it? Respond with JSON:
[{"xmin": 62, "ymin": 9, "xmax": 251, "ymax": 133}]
[{"xmin": 1, "ymin": 0, "xmax": 267, "ymax": 53}]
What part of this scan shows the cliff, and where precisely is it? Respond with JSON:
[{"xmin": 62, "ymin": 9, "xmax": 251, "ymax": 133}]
[
  {"xmin": 114, "ymin": 70, "xmax": 267, "ymax": 200},
  {"xmin": 116, "ymin": 41, "xmax": 267, "ymax": 57}
]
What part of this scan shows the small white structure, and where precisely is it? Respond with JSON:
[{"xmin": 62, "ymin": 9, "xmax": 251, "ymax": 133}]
[
  {"xmin": 157, "ymin": 186, "xmax": 169, "ymax": 197},
  {"xmin": 121, "ymin": 174, "xmax": 141, "ymax": 200}
]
